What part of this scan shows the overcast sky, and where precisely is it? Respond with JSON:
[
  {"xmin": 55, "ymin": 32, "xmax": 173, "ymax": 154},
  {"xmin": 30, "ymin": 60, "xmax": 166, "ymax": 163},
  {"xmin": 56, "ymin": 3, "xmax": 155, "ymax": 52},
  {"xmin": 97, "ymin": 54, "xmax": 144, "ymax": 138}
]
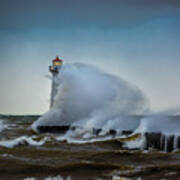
[{"xmin": 0, "ymin": 0, "xmax": 180, "ymax": 114}]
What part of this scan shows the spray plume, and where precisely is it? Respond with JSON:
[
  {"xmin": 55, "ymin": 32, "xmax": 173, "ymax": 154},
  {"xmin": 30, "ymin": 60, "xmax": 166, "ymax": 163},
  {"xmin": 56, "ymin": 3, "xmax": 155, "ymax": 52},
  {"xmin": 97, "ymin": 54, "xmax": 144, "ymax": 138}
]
[{"xmin": 32, "ymin": 63, "xmax": 148, "ymax": 132}]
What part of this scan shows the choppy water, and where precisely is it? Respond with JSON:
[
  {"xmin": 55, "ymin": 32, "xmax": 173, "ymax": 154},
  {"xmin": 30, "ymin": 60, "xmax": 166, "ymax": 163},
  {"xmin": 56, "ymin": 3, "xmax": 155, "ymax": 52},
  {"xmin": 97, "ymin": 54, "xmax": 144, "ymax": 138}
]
[{"xmin": 0, "ymin": 115, "xmax": 180, "ymax": 180}]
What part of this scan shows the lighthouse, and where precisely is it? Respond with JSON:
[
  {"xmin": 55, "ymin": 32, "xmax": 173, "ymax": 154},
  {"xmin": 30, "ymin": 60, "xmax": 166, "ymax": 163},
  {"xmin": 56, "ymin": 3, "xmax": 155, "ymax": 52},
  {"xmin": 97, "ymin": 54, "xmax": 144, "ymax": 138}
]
[{"xmin": 49, "ymin": 56, "xmax": 63, "ymax": 108}]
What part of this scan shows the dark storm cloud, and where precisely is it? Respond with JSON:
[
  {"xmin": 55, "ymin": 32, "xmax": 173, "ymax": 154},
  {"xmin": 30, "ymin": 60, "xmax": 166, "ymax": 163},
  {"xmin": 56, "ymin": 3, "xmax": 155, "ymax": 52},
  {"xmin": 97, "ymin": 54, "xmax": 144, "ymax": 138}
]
[{"xmin": 0, "ymin": 0, "xmax": 180, "ymax": 30}]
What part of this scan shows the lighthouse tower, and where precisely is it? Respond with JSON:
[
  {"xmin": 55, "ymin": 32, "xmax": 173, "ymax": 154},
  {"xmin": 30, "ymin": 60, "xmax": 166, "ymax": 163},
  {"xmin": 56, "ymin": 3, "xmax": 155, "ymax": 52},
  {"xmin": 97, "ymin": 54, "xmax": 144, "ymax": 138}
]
[{"xmin": 49, "ymin": 56, "xmax": 63, "ymax": 108}]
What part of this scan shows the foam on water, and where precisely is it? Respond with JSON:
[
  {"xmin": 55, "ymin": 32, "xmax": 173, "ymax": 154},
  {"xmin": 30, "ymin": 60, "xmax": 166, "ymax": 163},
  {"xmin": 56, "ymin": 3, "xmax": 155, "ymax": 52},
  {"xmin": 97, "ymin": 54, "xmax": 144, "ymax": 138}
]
[
  {"xmin": 0, "ymin": 136, "xmax": 47, "ymax": 148},
  {"xmin": 24, "ymin": 176, "xmax": 71, "ymax": 180},
  {"xmin": 44, "ymin": 176, "xmax": 71, "ymax": 180},
  {"xmin": 56, "ymin": 129, "xmax": 113, "ymax": 144},
  {"xmin": 123, "ymin": 134, "xmax": 146, "ymax": 150}
]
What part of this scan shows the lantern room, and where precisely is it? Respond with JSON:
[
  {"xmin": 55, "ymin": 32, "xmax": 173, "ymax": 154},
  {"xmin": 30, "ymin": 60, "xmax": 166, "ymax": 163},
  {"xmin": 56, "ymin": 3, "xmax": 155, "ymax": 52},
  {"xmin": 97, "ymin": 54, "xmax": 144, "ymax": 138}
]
[
  {"xmin": 49, "ymin": 56, "xmax": 63, "ymax": 74},
  {"xmin": 53, "ymin": 56, "xmax": 63, "ymax": 66}
]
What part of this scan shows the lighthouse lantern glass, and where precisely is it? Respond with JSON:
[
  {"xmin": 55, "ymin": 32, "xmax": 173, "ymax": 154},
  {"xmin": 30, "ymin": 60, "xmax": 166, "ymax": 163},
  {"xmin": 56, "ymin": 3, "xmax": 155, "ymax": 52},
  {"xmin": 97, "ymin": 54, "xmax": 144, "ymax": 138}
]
[{"xmin": 53, "ymin": 61, "xmax": 62, "ymax": 66}]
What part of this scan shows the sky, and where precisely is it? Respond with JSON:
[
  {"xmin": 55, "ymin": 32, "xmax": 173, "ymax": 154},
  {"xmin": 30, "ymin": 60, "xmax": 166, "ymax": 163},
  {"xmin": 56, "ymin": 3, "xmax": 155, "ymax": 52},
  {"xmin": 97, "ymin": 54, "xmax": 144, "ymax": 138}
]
[{"xmin": 0, "ymin": 0, "xmax": 180, "ymax": 115}]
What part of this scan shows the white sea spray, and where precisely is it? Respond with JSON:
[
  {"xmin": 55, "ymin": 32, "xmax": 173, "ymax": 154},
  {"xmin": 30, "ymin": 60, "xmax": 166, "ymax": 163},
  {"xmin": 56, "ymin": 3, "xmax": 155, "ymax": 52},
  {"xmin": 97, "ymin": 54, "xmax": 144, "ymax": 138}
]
[
  {"xmin": 23, "ymin": 176, "xmax": 71, "ymax": 180},
  {"xmin": 32, "ymin": 63, "xmax": 148, "ymax": 136},
  {"xmin": 0, "ymin": 119, "xmax": 6, "ymax": 132},
  {"xmin": 0, "ymin": 136, "xmax": 47, "ymax": 148}
]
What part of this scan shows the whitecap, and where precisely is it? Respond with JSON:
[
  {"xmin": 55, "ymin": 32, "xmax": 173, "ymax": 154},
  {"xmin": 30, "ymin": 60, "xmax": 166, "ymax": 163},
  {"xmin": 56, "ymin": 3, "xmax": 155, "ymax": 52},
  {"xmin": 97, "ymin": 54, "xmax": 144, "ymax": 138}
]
[{"xmin": 0, "ymin": 136, "xmax": 47, "ymax": 148}]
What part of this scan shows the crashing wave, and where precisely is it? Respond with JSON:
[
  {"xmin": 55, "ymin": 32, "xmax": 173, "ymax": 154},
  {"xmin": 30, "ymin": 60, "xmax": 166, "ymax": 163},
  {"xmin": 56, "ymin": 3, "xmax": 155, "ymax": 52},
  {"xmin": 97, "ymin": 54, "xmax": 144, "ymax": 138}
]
[
  {"xmin": 0, "ymin": 136, "xmax": 47, "ymax": 148},
  {"xmin": 32, "ymin": 63, "xmax": 148, "ymax": 133}
]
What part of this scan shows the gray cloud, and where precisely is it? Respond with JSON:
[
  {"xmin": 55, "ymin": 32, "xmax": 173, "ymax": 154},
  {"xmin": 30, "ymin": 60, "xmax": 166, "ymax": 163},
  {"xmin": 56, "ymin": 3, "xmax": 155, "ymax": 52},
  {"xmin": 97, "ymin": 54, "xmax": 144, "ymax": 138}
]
[{"xmin": 0, "ymin": 0, "xmax": 180, "ymax": 30}]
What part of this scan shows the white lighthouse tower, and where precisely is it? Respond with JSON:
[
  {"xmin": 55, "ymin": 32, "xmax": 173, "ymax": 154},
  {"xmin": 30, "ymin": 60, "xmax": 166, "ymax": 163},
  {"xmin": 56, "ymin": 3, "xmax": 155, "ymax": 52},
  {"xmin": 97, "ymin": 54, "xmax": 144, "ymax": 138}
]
[{"xmin": 49, "ymin": 56, "xmax": 63, "ymax": 108}]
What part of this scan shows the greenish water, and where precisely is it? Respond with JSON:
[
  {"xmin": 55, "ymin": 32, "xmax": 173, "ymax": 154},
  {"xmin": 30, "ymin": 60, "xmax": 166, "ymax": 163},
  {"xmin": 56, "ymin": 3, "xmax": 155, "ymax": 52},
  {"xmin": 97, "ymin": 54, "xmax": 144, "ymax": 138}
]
[{"xmin": 0, "ymin": 115, "xmax": 180, "ymax": 180}]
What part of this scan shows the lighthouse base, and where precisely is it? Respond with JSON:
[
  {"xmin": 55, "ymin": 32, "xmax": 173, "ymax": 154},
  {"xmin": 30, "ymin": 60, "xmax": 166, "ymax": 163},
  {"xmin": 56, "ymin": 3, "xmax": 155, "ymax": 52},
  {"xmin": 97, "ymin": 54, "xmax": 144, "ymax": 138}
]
[
  {"xmin": 36, "ymin": 125, "xmax": 132, "ymax": 136},
  {"xmin": 37, "ymin": 126, "xmax": 70, "ymax": 134}
]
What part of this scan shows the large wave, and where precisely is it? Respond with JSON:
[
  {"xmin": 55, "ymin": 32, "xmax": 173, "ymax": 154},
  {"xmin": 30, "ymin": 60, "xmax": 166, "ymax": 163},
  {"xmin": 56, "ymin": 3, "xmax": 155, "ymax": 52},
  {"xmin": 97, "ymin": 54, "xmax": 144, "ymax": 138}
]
[{"xmin": 32, "ymin": 63, "xmax": 148, "ymax": 132}]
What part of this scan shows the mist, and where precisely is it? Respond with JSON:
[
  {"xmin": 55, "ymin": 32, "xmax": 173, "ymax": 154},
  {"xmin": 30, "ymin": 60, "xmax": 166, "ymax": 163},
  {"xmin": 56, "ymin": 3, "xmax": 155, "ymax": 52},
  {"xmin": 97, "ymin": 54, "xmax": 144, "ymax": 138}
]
[{"xmin": 32, "ymin": 63, "xmax": 148, "ymax": 131}]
